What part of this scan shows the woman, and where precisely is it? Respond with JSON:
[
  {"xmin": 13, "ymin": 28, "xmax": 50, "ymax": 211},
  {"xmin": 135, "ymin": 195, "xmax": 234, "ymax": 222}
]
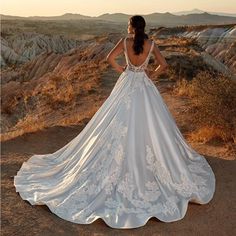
[
  {"xmin": 106, "ymin": 16, "xmax": 168, "ymax": 77},
  {"xmin": 14, "ymin": 15, "xmax": 215, "ymax": 229}
]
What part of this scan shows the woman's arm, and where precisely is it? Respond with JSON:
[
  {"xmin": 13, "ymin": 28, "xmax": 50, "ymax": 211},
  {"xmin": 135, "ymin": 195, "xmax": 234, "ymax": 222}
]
[
  {"xmin": 145, "ymin": 42, "xmax": 169, "ymax": 78},
  {"xmin": 106, "ymin": 38, "xmax": 126, "ymax": 73}
]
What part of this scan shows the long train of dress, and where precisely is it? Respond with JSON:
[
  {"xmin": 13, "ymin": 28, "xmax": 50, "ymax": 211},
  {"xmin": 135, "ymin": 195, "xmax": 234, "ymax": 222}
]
[{"xmin": 14, "ymin": 37, "xmax": 215, "ymax": 229}]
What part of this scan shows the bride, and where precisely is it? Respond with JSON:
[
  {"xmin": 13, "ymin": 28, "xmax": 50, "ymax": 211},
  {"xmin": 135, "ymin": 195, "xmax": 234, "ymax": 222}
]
[{"xmin": 14, "ymin": 15, "xmax": 216, "ymax": 229}]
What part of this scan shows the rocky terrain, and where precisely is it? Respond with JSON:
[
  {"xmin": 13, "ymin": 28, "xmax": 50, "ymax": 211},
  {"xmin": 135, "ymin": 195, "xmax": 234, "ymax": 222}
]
[
  {"xmin": 150, "ymin": 24, "xmax": 236, "ymax": 76},
  {"xmin": 1, "ymin": 23, "xmax": 236, "ymax": 142},
  {"xmin": 0, "ymin": 32, "xmax": 82, "ymax": 68},
  {"xmin": 1, "ymin": 34, "xmax": 121, "ymax": 141}
]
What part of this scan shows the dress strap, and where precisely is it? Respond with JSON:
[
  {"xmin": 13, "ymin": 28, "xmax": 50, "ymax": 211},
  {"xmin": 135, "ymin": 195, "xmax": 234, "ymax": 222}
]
[
  {"xmin": 147, "ymin": 40, "xmax": 154, "ymax": 61},
  {"xmin": 123, "ymin": 37, "xmax": 130, "ymax": 65}
]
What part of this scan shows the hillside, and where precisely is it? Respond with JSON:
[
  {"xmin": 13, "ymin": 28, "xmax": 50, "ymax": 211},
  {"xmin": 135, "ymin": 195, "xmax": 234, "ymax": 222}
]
[
  {"xmin": 150, "ymin": 24, "xmax": 236, "ymax": 76},
  {"xmin": 1, "ymin": 23, "xmax": 235, "ymax": 153}
]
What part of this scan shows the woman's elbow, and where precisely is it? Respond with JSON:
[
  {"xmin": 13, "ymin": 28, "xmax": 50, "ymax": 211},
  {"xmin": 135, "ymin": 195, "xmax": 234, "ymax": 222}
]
[
  {"xmin": 162, "ymin": 63, "xmax": 169, "ymax": 70},
  {"xmin": 106, "ymin": 52, "xmax": 114, "ymax": 61},
  {"xmin": 106, "ymin": 55, "xmax": 116, "ymax": 65}
]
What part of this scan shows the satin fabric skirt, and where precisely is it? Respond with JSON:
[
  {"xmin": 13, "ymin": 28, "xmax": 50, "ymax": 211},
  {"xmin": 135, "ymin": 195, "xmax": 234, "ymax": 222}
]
[{"xmin": 14, "ymin": 68, "xmax": 216, "ymax": 229}]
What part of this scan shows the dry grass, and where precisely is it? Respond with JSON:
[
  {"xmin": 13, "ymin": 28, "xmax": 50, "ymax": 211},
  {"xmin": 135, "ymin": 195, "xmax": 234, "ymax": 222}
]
[
  {"xmin": 174, "ymin": 71, "xmax": 236, "ymax": 144},
  {"xmin": 1, "ymin": 59, "xmax": 109, "ymax": 141},
  {"xmin": 0, "ymin": 115, "xmax": 47, "ymax": 142}
]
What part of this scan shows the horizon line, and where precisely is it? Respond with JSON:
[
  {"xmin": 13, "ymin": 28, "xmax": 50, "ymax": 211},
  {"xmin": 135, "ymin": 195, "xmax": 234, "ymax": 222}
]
[{"xmin": 1, "ymin": 9, "xmax": 236, "ymax": 18}]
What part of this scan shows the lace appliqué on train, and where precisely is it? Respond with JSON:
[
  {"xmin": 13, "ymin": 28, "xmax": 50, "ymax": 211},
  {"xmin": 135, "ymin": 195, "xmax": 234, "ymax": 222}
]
[
  {"xmin": 51, "ymin": 117, "xmax": 128, "ymax": 213},
  {"xmin": 104, "ymin": 172, "xmax": 179, "ymax": 218},
  {"xmin": 145, "ymin": 145, "xmax": 211, "ymax": 198}
]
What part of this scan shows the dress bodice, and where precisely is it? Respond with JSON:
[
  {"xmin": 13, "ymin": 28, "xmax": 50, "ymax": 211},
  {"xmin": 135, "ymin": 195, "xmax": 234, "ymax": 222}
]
[{"xmin": 124, "ymin": 36, "xmax": 154, "ymax": 72}]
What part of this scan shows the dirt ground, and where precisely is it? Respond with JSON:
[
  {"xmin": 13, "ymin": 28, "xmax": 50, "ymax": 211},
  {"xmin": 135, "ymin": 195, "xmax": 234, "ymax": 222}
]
[{"xmin": 1, "ymin": 80, "xmax": 236, "ymax": 236}]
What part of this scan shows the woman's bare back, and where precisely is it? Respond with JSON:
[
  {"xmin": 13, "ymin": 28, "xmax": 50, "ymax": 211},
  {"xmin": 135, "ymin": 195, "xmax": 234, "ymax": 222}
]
[{"xmin": 125, "ymin": 38, "xmax": 153, "ymax": 67}]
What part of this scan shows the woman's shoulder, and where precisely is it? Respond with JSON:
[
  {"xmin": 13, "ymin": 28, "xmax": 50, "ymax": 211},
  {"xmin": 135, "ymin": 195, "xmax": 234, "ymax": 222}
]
[
  {"xmin": 145, "ymin": 38, "xmax": 153, "ymax": 44},
  {"xmin": 122, "ymin": 37, "xmax": 154, "ymax": 48},
  {"xmin": 142, "ymin": 38, "xmax": 154, "ymax": 48}
]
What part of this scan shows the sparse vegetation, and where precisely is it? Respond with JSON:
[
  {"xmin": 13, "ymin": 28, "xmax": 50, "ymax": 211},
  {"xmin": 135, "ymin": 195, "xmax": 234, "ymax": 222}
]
[{"xmin": 174, "ymin": 71, "xmax": 236, "ymax": 144}]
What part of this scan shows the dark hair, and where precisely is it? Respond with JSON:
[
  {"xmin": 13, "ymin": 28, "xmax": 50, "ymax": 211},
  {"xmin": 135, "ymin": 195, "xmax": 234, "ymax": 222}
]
[{"xmin": 129, "ymin": 15, "xmax": 149, "ymax": 55}]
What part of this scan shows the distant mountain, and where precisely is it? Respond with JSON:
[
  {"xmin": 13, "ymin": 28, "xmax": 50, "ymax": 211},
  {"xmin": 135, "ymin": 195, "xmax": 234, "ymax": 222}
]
[
  {"xmin": 1, "ymin": 12, "xmax": 236, "ymax": 25},
  {"xmin": 172, "ymin": 8, "xmax": 236, "ymax": 17},
  {"xmin": 172, "ymin": 8, "xmax": 205, "ymax": 15},
  {"xmin": 44, "ymin": 13, "xmax": 92, "ymax": 20},
  {"xmin": 0, "ymin": 14, "xmax": 26, "ymax": 20},
  {"xmin": 0, "ymin": 13, "xmax": 92, "ymax": 21},
  {"xmin": 97, "ymin": 13, "xmax": 129, "ymax": 22}
]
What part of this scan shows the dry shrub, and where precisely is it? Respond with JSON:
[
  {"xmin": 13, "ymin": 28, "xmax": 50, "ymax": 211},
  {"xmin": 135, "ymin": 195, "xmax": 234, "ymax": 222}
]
[
  {"xmin": 166, "ymin": 54, "xmax": 217, "ymax": 82},
  {"xmin": 175, "ymin": 71, "xmax": 236, "ymax": 143},
  {"xmin": 174, "ymin": 79, "xmax": 194, "ymax": 97}
]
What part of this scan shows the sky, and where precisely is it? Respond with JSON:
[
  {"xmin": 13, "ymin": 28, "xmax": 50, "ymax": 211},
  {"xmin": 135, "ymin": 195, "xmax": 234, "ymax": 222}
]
[{"xmin": 1, "ymin": 0, "xmax": 236, "ymax": 17}]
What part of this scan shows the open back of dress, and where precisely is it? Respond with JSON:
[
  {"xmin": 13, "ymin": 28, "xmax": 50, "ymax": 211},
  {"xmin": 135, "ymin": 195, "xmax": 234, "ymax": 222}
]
[{"xmin": 124, "ymin": 36, "xmax": 154, "ymax": 72}]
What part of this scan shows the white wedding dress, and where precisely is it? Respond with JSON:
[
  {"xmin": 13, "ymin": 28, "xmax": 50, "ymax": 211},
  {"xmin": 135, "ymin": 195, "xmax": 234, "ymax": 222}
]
[{"xmin": 14, "ymin": 36, "xmax": 216, "ymax": 229}]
